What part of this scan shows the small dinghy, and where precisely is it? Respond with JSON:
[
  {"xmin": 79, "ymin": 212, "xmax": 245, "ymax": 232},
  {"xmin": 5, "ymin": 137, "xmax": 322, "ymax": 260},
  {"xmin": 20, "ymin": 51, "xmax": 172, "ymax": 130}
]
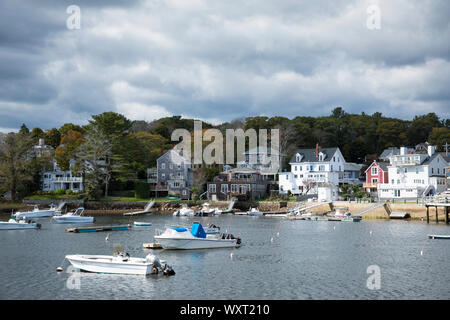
[
  {"xmin": 0, "ymin": 218, "xmax": 41, "ymax": 230},
  {"xmin": 154, "ymin": 222, "xmax": 241, "ymax": 250},
  {"xmin": 134, "ymin": 221, "xmax": 152, "ymax": 227},
  {"xmin": 65, "ymin": 251, "xmax": 175, "ymax": 276},
  {"xmin": 247, "ymin": 208, "xmax": 263, "ymax": 216},
  {"xmin": 52, "ymin": 207, "xmax": 94, "ymax": 224},
  {"xmin": 428, "ymin": 234, "xmax": 450, "ymax": 240}
]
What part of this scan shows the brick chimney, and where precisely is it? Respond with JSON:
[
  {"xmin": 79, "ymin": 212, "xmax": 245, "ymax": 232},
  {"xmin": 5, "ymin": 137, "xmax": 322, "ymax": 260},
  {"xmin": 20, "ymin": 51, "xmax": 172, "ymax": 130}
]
[{"xmin": 315, "ymin": 143, "xmax": 320, "ymax": 157}]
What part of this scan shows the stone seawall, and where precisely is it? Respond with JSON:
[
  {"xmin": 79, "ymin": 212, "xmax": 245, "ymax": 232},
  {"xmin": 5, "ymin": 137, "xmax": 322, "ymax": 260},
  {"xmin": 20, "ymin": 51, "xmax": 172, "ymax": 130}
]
[{"xmin": 1, "ymin": 199, "xmax": 443, "ymax": 221}]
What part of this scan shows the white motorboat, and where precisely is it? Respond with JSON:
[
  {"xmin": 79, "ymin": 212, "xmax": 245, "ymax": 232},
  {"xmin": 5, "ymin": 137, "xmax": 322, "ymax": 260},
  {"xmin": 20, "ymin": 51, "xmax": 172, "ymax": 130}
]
[
  {"xmin": 14, "ymin": 202, "xmax": 64, "ymax": 220},
  {"xmin": 0, "ymin": 218, "xmax": 41, "ymax": 230},
  {"xmin": 65, "ymin": 253, "xmax": 175, "ymax": 276},
  {"xmin": 334, "ymin": 207, "xmax": 352, "ymax": 218},
  {"xmin": 173, "ymin": 205, "xmax": 195, "ymax": 216},
  {"xmin": 247, "ymin": 208, "xmax": 263, "ymax": 216},
  {"xmin": 195, "ymin": 203, "xmax": 215, "ymax": 216},
  {"xmin": 52, "ymin": 207, "xmax": 94, "ymax": 224},
  {"xmin": 154, "ymin": 222, "xmax": 241, "ymax": 250}
]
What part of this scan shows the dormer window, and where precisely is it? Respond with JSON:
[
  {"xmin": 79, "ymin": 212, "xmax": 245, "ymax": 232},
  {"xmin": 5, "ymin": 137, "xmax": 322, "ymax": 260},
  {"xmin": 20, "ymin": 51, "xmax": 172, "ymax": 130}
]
[
  {"xmin": 318, "ymin": 152, "xmax": 326, "ymax": 161},
  {"xmin": 295, "ymin": 153, "xmax": 302, "ymax": 162}
]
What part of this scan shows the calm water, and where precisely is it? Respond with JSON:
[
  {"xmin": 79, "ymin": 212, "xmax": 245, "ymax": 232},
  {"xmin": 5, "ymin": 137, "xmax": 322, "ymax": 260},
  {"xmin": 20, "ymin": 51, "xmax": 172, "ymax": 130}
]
[{"xmin": 0, "ymin": 213, "xmax": 449, "ymax": 300}]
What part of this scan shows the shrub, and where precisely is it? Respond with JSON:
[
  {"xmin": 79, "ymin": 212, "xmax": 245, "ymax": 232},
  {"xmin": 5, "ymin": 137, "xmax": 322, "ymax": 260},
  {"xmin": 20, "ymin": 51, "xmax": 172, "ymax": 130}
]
[
  {"xmin": 65, "ymin": 189, "xmax": 73, "ymax": 195},
  {"xmin": 54, "ymin": 189, "xmax": 65, "ymax": 196}
]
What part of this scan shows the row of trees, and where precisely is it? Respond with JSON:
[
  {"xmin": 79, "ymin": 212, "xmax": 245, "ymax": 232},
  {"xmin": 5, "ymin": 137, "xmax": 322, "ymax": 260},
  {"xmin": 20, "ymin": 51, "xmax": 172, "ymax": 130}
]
[{"xmin": 0, "ymin": 108, "xmax": 449, "ymax": 201}]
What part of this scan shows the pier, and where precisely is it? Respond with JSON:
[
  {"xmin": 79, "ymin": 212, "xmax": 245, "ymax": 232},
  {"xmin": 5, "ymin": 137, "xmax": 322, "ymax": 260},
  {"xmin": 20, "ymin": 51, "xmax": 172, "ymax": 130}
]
[
  {"xmin": 65, "ymin": 224, "xmax": 132, "ymax": 233},
  {"xmin": 425, "ymin": 203, "xmax": 450, "ymax": 224}
]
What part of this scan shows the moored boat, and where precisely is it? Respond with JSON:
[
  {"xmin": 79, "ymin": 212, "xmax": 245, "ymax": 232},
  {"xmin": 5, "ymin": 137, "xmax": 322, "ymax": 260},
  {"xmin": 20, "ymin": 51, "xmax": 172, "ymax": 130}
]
[
  {"xmin": 247, "ymin": 208, "xmax": 263, "ymax": 216},
  {"xmin": 154, "ymin": 222, "xmax": 241, "ymax": 250},
  {"xmin": 52, "ymin": 207, "xmax": 94, "ymax": 224},
  {"xmin": 65, "ymin": 252, "xmax": 175, "ymax": 275},
  {"xmin": 0, "ymin": 218, "xmax": 41, "ymax": 230},
  {"xmin": 14, "ymin": 202, "xmax": 65, "ymax": 220},
  {"xmin": 134, "ymin": 221, "xmax": 152, "ymax": 226}
]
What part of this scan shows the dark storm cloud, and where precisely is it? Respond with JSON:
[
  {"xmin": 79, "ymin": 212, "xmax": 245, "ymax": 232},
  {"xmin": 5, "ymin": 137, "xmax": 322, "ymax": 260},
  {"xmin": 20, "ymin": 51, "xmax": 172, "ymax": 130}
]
[{"xmin": 0, "ymin": 0, "xmax": 448, "ymax": 132}]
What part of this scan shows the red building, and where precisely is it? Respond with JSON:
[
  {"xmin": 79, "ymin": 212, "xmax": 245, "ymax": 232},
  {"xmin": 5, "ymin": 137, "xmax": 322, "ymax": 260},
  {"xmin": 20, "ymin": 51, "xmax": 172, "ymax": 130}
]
[{"xmin": 363, "ymin": 161, "xmax": 389, "ymax": 198}]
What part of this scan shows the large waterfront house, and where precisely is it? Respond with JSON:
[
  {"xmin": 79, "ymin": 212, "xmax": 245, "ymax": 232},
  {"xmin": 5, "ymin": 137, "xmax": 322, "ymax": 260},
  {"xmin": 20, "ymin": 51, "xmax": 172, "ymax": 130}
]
[
  {"xmin": 278, "ymin": 144, "xmax": 361, "ymax": 195},
  {"xmin": 236, "ymin": 146, "xmax": 285, "ymax": 185},
  {"xmin": 377, "ymin": 146, "xmax": 448, "ymax": 200},
  {"xmin": 154, "ymin": 149, "xmax": 193, "ymax": 198},
  {"xmin": 33, "ymin": 139, "xmax": 84, "ymax": 192},
  {"xmin": 207, "ymin": 167, "xmax": 269, "ymax": 201},
  {"xmin": 41, "ymin": 159, "xmax": 84, "ymax": 192}
]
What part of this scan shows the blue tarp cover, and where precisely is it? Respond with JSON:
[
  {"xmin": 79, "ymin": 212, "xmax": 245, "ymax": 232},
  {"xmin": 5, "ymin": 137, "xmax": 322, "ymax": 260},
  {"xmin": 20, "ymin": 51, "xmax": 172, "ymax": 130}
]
[
  {"xmin": 172, "ymin": 227, "xmax": 188, "ymax": 232},
  {"xmin": 191, "ymin": 222, "xmax": 206, "ymax": 238}
]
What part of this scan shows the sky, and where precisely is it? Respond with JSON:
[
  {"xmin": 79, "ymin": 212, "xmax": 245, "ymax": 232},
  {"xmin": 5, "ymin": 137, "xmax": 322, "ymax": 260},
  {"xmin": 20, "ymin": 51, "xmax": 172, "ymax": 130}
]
[{"xmin": 0, "ymin": 0, "xmax": 449, "ymax": 132}]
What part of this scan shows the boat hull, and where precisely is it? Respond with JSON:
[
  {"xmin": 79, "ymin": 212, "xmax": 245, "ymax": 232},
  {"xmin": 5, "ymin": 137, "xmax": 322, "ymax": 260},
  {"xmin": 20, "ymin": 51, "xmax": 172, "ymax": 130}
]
[
  {"xmin": 65, "ymin": 255, "xmax": 152, "ymax": 275},
  {"xmin": 0, "ymin": 222, "xmax": 40, "ymax": 230},
  {"xmin": 53, "ymin": 216, "xmax": 94, "ymax": 224},
  {"xmin": 15, "ymin": 210, "xmax": 59, "ymax": 219},
  {"xmin": 154, "ymin": 237, "xmax": 239, "ymax": 250}
]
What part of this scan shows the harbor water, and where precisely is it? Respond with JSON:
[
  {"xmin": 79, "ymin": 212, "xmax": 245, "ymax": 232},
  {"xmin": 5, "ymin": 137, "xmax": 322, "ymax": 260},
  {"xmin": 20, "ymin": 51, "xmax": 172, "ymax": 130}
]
[{"xmin": 0, "ymin": 213, "xmax": 449, "ymax": 300}]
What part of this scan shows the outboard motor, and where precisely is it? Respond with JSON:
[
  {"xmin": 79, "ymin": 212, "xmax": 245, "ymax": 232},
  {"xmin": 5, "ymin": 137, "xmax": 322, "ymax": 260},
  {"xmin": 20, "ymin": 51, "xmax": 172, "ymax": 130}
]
[
  {"xmin": 162, "ymin": 264, "xmax": 175, "ymax": 276},
  {"xmin": 146, "ymin": 254, "xmax": 162, "ymax": 274},
  {"xmin": 36, "ymin": 223, "xmax": 42, "ymax": 229}
]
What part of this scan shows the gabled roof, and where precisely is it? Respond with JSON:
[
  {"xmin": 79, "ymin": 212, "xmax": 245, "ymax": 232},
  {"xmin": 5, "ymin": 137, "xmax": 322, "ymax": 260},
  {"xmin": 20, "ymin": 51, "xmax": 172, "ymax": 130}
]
[
  {"xmin": 289, "ymin": 147, "xmax": 339, "ymax": 163},
  {"xmin": 422, "ymin": 153, "xmax": 447, "ymax": 165},
  {"xmin": 364, "ymin": 160, "xmax": 389, "ymax": 173},
  {"xmin": 157, "ymin": 149, "xmax": 191, "ymax": 165}
]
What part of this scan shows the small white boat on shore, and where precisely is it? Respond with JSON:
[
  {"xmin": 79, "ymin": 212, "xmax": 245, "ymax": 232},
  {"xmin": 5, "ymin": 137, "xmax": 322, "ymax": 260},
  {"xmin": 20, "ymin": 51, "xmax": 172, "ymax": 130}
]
[
  {"xmin": 195, "ymin": 203, "xmax": 215, "ymax": 216},
  {"xmin": 173, "ymin": 205, "xmax": 195, "ymax": 216},
  {"xmin": 65, "ymin": 252, "xmax": 175, "ymax": 275},
  {"xmin": 15, "ymin": 202, "xmax": 65, "ymax": 220},
  {"xmin": 0, "ymin": 218, "xmax": 41, "ymax": 230},
  {"xmin": 52, "ymin": 207, "xmax": 94, "ymax": 224},
  {"xmin": 154, "ymin": 222, "xmax": 241, "ymax": 250},
  {"xmin": 247, "ymin": 208, "xmax": 263, "ymax": 216}
]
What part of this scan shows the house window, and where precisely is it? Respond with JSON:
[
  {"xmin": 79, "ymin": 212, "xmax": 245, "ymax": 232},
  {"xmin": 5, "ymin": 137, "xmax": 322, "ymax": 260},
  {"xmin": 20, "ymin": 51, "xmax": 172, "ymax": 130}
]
[
  {"xmin": 372, "ymin": 178, "xmax": 378, "ymax": 184},
  {"xmin": 432, "ymin": 168, "xmax": 434, "ymax": 174},
  {"xmin": 294, "ymin": 166, "xmax": 297, "ymax": 171},
  {"xmin": 391, "ymin": 179, "xmax": 394, "ymax": 184},
  {"xmin": 177, "ymin": 164, "xmax": 181, "ymax": 169},
  {"xmin": 161, "ymin": 173, "xmax": 165, "ymax": 179},
  {"xmin": 221, "ymin": 184, "xmax": 228, "ymax": 193},
  {"xmin": 371, "ymin": 167, "xmax": 378, "ymax": 175},
  {"xmin": 299, "ymin": 166, "xmax": 302, "ymax": 171},
  {"xmin": 161, "ymin": 163, "xmax": 165, "ymax": 170},
  {"xmin": 231, "ymin": 184, "xmax": 238, "ymax": 192},
  {"xmin": 182, "ymin": 190, "xmax": 187, "ymax": 195},
  {"xmin": 209, "ymin": 184, "xmax": 216, "ymax": 193},
  {"xmin": 169, "ymin": 164, "xmax": 173, "ymax": 170},
  {"xmin": 416, "ymin": 168, "xmax": 419, "ymax": 174},
  {"xmin": 177, "ymin": 172, "xmax": 182, "ymax": 178}
]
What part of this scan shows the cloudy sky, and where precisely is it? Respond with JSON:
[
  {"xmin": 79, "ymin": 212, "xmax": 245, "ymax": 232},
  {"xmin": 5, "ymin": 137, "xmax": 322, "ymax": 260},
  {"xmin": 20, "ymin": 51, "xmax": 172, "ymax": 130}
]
[{"xmin": 0, "ymin": 0, "xmax": 448, "ymax": 132}]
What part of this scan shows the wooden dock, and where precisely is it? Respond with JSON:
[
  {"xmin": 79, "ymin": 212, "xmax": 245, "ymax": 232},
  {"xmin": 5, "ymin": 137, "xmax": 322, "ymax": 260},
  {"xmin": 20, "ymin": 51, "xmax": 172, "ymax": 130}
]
[
  {"xmin": 425, "ymin": 203, "xmax": 450, "ymax": 224},
  {"xmin": 66, "ymin": 224, "xmax": 132, "ymax": 233}
]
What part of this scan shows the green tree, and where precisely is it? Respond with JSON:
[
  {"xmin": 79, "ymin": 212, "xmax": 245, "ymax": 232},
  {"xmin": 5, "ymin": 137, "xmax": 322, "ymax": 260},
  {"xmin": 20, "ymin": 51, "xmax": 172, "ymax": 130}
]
[
  {"xmin": 55, "ymin": 130, "xmax": 84, "ymax": 171},
  {"xmin": 75, "ymin": 126, "xmax": 113, "ymax": 200},
  {"xmin": 45, "ymin": 128, "xmax": 61, "ymax": 149},
  {"xmin": 0, "ymin": 131, "xmax": 34, "ymax": 201}
]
